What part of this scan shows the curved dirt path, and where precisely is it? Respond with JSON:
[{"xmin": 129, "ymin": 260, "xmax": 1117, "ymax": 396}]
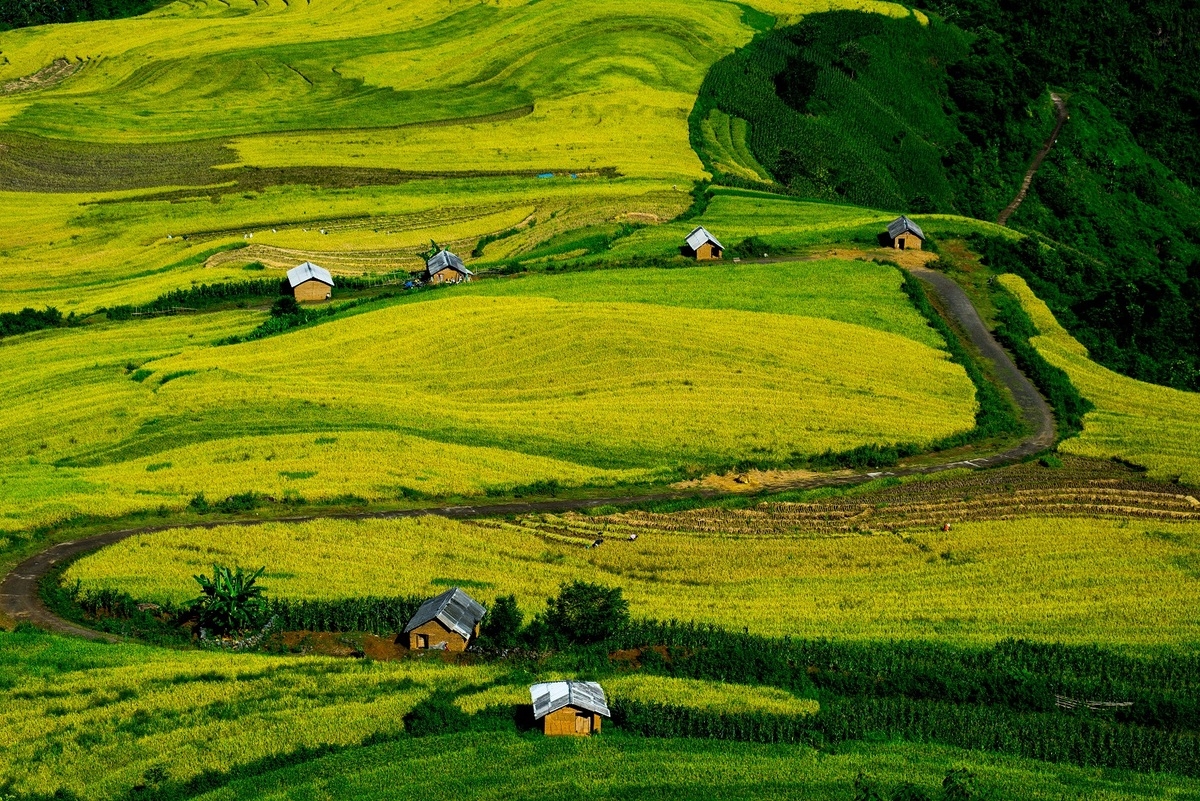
[
  {"xmin": 997, "ymin": 92, "xmax": 1069, "ymax": 226},
  {"xmin": 0, "ymin": 269, "xmax": 1056, "ymax": 640}
]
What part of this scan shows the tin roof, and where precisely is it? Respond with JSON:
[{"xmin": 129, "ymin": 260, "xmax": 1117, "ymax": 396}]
[
  {"xmin": 426, "ymin": 249, "xmax": 473, "ymax": 276},
  {"xmin": 685, "ymin": 226, "xmax": 723, "ymax": 252},
  {"xmin": 530, "ymin": 681, "xmax": 611, "ymax": 719},
  {"xmin": 403, "ymin": 587, "xmax": 486, "ymax": 639},
  {"xmin": 887, "ymin": 215, "xmax": 925, "ymax": 240},
  {"xmin": 287, "ymin": 261, "xmax": 334, "ymax": 288}
]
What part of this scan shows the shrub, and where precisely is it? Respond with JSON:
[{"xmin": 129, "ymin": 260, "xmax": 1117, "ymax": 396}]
[
  {"xmin": 544, "ymin": 581, "xmax": 629, "ymax": 645},
  {"xmin": 403, "ymin": 693, "xmax": 470, "ymax": 737},
  {"xmin": 271, "ymin": 296, "xmax": 300, "ymax": 318},
  {"xmin": 480, "ymin": 595, "xmax": 523, "ymax": 648}
]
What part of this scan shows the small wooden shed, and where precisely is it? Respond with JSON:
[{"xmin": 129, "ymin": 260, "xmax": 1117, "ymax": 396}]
[
  {"xmin": 885, "ymin": 216, "xmax": 926, "ymax": 251},
  {"xmin": 286, "ymin": 261, "xmax": 334, "ymax": 302},
  {"xmin": 530, "ymin": 680, "xmax": 611, "ymax": 736},
  {"xmin": 682, "ymin": 226, "xmax": 724, "ymax": 260},
  {"xmin": 424, "ymin": 250, "xmax": 474, "ymax": 285},
  {"xmin": 402, "ymin": 587, "xmax": 486, "ymax": 652}
]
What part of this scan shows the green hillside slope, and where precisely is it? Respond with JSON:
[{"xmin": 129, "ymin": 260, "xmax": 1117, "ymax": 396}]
[{"xmin": 694, "ymin": 10, "xmax": 1200, "ymax": 391}]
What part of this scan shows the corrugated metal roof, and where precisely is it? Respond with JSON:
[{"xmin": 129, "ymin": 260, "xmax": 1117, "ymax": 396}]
[
  {"xmin": 425, "ymin": 249, "xmax": 473, "ymax": 276},
  {"xmin": 287, "ymin": 261, "xmax": 334, "ymax": 288},
  {"xmin": 887, "ymin": 216, "xmax": 925, "ymax": 240},
  {"xmin": 529, "ymin": 681, "xmax": 611, "ymax": 719},
  {"xmin": 403, "ymin": 587, "xmax": 486, "ymax": 639},
  {"xmin": 685, "ymin": 226, "xmax": 723, "ymax": 252}
]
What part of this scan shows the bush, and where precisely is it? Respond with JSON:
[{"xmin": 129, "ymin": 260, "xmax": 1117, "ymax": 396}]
[
  {"xmin": 271, "ymin": 296, "xmax": 300, "ymax": 317},
  {"xmin": 481, "ymin": 594, "xmax": 523, "ymax": 649},
  {"xmin": 403, "ymin": 693, "xmax": 471, "ymax": 737},
  {"xmin": 543, "ymin": 581, "xmax": 629, "ymax": 646}
]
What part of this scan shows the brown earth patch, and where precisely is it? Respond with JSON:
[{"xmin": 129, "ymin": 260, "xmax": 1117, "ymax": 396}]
[
  {"xmin": 1, "ymin": 58, "xmax": 81, "ymax": 96},
  {"xmin": 675, "ymin": 467, "xmax": 841, "ymax": 494}
]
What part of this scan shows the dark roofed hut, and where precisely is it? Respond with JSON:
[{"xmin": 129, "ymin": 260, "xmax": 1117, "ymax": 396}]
[
  {"xmin": 403, "ymin": 588, "xmax": 486, "ymax": 652},
  {"xmin": 287, "ymin": 261, "xmax": 334, "ymax": 302},
  {"xmin": 681, "ymin": 226, "xmax": 724, "ymax": 260},
  {"xmin": 530, "ymin": 681, "xmax": 611, "ymax": 736},
  {"xmin": 424, "ymin": 249, "xmax": 474, "ymax": 284},
  {"xmin": 884, "ymin": 216, "xmax": 926, "ymax": 251}
]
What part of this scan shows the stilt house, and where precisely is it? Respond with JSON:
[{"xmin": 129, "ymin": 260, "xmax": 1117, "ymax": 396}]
[
  {"xmin": 885, "ymin": 216, "xmax": 926, "ymax": 251},
  {"xmin": 403, "ymin": 587, "xmax": 486, "ymax": 652},
  {"xmin": 424, "ymin": 250, "xmax": 474, "ymax": 284},
  {"xmin": 530, "ymin": 680, "xmax": 611, "ymax": 736},
  {"xmin": 287, "ymin": 262, "xmax": 334, "ymax": 302},
  {"xmin": 682, "ymin": 226, "xmax": 724, "ymax": 260}
]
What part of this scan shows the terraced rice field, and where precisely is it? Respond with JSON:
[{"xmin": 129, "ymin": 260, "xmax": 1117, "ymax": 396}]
[
  {"xmin": 1001, "ymin": 275, "xmax": 1200, "ymax": 485},
  {"xmin": 0, "ymin": 0, "xmax": 923, "ymax": 311},
  {"xmin": 3, "ymin": 630, "xmax": 1189, "ymax": 801},
  {"xmin": 0, "ymin": 259, "xmax": 976, "ymax": 535},
  {"xmin": 67, "ymin": 506, "xmax": 1200, "ymax": 645}
]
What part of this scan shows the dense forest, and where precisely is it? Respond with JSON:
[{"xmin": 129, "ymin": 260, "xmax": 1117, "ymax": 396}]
[
  {"xmin": 693, "ymin": 7, "xmax": 1200, "ymax": 391},
  {"xmin": 0, "ymin": 0, "xmax": 169, "ymax": 29}
]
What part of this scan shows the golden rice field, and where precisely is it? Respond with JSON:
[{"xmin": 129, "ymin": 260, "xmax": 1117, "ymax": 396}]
[
  {"xmin": 6, "ymin": 635, "xmax": 1192, "ymax": 801},
  {"xmin": 454, "ymin": 675, "xmax": 819, "ymax": 717},
  {"xmin": 0, "ymin": 631, "xmax": 499, "ymax": 800},
  {"xmin": 1001, "ymin": 275, "xmax": 1200, "ymax": 486},
  {"xmin": 137, "ymin": 294, "xmax": 975, "ymax": 468},
  {"xmin": 67, "ymin": 513, "xmax": 1200, "ymax": 646},
  {"xmin": 0, "ymin": 0, "xmax": 923, "ymax": 311},
  {"xmin": 0, "ymin": 260, "xmax": 975, "ymax": 535}
]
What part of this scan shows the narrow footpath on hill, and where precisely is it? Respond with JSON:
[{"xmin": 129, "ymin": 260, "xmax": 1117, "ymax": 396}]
[
  {"xmin": 0, "ymin": 268, "xmax": 1057, "ymax": 640},
  {"xmin": 997, "ymin": 92, "xmax": 1069, "ymax": 226}
]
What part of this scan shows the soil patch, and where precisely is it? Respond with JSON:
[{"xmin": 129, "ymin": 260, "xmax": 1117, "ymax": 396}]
[{"xmin": 0, "ymin": 58, "xmax": 81, "ymax": 96}]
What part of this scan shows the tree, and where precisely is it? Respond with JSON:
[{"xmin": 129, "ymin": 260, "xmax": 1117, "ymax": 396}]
[
  {"xmin": 481, "ymin": 594, "xmax": 523, "ymax": 648},
  {"xmin": 544, "ymin": 581, "xmax": 629, "ymax": 645},
  {"xmin": 190, "ymin": 564, "xmax": 267, "ymax": 636}
]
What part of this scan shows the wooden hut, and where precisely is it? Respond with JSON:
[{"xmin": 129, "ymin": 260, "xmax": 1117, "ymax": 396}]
[
  {"xmin": 424, "ymin": 250, "xmax": 474, "ymax": 284},
  {"xmin": 682, "ymin": 226, "xmax": 724, "ymax": 260},
  {"xmin": 402, "ymin": 587, "xmax": 486, "ymax": 652},
  {"xmin": 885, "ymin": 216, "xmax": 926, "ymax": 251},
  {"xmin": 530, "ymin": 680, "xmax": 611, "ymax": 736},
  {"xmin": 286, "ymin": 262, "xmax": 334, "ymax": 302}
]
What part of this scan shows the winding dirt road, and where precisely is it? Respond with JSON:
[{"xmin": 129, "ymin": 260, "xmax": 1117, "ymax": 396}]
[
  {"xmin": 997, "ymin": 92, "xmax": 1069, "ymax": 226},
  {"xmin": 0, "ymin": 269, "xmax": 1056, "ymax": 640}
]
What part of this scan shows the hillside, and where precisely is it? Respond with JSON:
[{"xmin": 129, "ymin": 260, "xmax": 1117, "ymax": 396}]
[
  {"xmin": 694, "ymin": 9, "xmax": 1200, "ymax": 391},
  {"xmin": 4, "ymin": 2, "xmax": 1200, "ymax": 800}
]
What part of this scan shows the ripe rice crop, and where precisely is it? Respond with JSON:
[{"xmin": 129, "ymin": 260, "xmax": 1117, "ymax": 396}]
[
  {"xmin": 0, "ymin": 260, "xmax": 975, "ymax": 534},
  {"xmin": 453, "ymin": 675, "xmax": 818, "ymax": 717},
  {"xmin": 0, "ymin": 630, "xmax": 500, "ymax": 800},
  {"xmin": 1000, "ymin": 275, "xmax": 1200, "ymax": 485},
  {"xmin": 67, "ymin": 513, "xmax": 1200, "ymax": 646},
  {"xmin": 138, "ymin": 294, "xmax": 976, "ymax": 469}
]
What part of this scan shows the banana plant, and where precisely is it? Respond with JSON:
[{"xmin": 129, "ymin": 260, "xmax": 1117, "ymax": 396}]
[{"xmin": 190, "ymin": 564, "xmax": 267, "ymax": 636}]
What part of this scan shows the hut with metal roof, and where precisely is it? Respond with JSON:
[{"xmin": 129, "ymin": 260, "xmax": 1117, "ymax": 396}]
[
  {"xmin": 403, "ymin": 587, "xmax": 486, "ymax": 652},
  {"xmin": 530, "ymin": 680, "xmax": 611, "ymax": 736},
  {"xmin": 424, "ymin": 249, "xmax": 474, "ymax": 285},
  {"xmin": 884, "ymin": 216, "xmax": 926, "ymax": 251},
  {"xmin": 286, "ymin": 262, "xmax": 334, "ymax": 302},
  {"xmin": 681, "ymin": 226, "xmax": 724, "ymax": 260}
]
